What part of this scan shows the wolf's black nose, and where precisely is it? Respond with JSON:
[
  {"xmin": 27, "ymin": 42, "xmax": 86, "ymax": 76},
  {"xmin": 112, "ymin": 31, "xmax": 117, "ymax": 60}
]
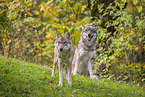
[
  {"xmin": 88, "ymin": 34, "xmax": 91, "ymax": 37},
  {"xmin": 60, "ymin": 48, "xmax": 63, "ymax": 51}
]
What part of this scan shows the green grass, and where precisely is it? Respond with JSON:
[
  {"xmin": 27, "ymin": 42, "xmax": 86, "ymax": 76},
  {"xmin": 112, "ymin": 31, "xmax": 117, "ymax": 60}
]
[{"xmin": 0, "ymin": 56, "xmax": 144, "ymax": 97}]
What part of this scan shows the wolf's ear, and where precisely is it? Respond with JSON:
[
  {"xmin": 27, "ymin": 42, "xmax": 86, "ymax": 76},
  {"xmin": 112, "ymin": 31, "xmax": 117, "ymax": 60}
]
[
  {"xmin": 57, "ymin": 31, "xmax": 61, "ymax": 38},
  {"xmin": 66, "ymin": 32, "xmax": 71, "ymax": 39}
]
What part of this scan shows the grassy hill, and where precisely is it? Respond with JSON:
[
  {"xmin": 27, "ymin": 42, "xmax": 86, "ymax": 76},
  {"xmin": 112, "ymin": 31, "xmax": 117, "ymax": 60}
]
[{"xmin": 0, "ymin": 56, "xmax": 144, "ymax": 97}]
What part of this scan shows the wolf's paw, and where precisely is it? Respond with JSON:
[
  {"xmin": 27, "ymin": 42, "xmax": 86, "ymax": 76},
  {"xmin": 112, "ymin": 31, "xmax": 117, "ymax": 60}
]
[
  {"xmin": 90, "ymin": 75, "xmax": 99, "ymax": 79},
  {"xmin": 58, "ymin": 83, "xmax": 63, "ymax": 86},
  {"xmin": 73, "ymin": 73, "xmax": 79, "ymax": 75},
  {"xmin": 51, "ymin": 74, "xmax": 55, "ymax": 77}
]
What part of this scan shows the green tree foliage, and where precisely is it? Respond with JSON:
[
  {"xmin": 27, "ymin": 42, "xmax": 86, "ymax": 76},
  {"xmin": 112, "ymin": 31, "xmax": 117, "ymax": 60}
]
[
  {"xmin": 93, "ymin": 1, "xmax": 145, "ymax": 86},
  {"xmin": 0, "ymin": 0, "xmax": 89, "ymax": 65},
  {"xmin": 0, "ymin": 0, "xmax": 144, "ymax": 86}
]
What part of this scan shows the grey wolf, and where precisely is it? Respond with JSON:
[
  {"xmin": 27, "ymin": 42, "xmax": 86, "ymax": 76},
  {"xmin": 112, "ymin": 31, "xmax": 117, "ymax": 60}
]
[
  {"xmin": 72, "ymin": 26, "xmax": 99, "ymax": 79},
  {"xmin": 52, "ymin": 31, "xmax": 75, "ymax": 86}
]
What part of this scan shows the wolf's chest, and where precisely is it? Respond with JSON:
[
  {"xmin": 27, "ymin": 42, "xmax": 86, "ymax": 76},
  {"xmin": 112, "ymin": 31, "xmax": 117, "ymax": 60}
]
[
  {"xmin": 59, "ymin": 50, "xmax": 71, "ymax": 58},
  {"xmin": 79, "ymin": 49, "xmax": 94, "ymax": 60}
]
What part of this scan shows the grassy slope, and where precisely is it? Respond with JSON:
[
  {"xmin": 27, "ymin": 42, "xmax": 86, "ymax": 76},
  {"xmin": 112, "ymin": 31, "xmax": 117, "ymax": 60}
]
[{"xmin": 0, "ymin": 56, "xmax": 144, "ymax": 97}]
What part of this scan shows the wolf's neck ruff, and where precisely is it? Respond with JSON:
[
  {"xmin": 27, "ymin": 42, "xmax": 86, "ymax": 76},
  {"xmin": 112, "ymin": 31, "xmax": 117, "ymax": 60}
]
[
  {"xmin": 80, "ymin": 42, "xmax": 95, "ymax": 51},
  {"xmin": 79, "ymin": 37, "xmax": 96, "ymax": 51},
  {"xmin": 83, "ymin": 45, "xmax": 94, "ymax": 51}
]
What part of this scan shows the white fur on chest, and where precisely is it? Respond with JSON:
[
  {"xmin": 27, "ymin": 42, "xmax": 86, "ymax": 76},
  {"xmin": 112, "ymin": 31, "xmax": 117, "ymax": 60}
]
[
  {"xmin": 79, "ymin": 48, "xmax": 93, "ymax": 57},
  {"xmin": 79, "ymin": 48, "xmax": 93, "ymax": 64}
]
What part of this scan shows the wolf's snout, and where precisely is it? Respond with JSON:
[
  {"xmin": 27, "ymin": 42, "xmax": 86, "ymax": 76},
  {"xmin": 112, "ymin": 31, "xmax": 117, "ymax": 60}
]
[{"xmin": 60, "ymin": 48, "xmax": 63, "ymax": 51}]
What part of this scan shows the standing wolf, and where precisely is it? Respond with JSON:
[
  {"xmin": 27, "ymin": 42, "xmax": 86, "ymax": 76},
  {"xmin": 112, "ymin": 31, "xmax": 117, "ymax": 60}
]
[
  {"xmin": 72, "ymin": 26, "xmax": 99, "ymax": 79},
  {"xmin": 52, "ymin": 31, "xmax": 75, "ymax": 86}
]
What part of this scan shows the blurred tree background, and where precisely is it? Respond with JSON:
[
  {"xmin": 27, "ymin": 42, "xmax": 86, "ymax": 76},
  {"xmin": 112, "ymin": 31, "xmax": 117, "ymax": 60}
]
[{"xmin": 0, "ymin": 0, "xmax": 144, "ymax": 86}]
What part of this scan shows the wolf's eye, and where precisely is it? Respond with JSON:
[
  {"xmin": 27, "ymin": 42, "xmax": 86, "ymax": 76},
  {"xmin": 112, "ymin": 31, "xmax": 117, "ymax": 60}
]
[
  {"xmin": 64, "ymin": 41, "xmax": 67, "ymax": 45},
  {"xmin": 58, "ymin": 41, "xmax": 61, "ymax": 43}
]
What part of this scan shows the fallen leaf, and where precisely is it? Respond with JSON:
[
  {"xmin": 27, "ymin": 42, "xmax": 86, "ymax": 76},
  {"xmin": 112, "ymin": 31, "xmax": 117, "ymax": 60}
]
[{"xmin": 7, "ymin": 62, "xmax": 11, "ymax": 65}]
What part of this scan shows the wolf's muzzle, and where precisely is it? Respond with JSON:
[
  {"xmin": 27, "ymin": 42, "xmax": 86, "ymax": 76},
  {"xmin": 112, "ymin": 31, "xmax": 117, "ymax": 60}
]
[{"xmin": 88, "ymin": 34, "xmax": 94, "ymax": 41}]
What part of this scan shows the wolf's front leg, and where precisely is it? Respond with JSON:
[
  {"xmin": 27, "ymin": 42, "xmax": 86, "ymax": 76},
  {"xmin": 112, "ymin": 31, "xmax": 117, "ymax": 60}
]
[
  {"xmin": 58, "ymin": 61, "xmax": 63, "ymax": 86},
  {"xmin": 88, "ymin": 59, "xmax": 99, "ymax": 79},
  {"xmin": 73, "ymin": 56, "xmax": 79, "ymax": 75},
  {"xmin": 52, "ymin": 57, "xmax": 57, "ymax": 77},
  {"xmin": 71, "ymin": 58, "xmax": 75, "ymax": 74},
  {"xmin": 71, "ymin": 52, "xmax": 76, "ymax": 74},
  {"xmin": 88, "ymin": 59, "xmax": 93, "ymax": 77},
  {"xmin": 67, "ymin": 64, "xmax": 72, "ymax": 86}
]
